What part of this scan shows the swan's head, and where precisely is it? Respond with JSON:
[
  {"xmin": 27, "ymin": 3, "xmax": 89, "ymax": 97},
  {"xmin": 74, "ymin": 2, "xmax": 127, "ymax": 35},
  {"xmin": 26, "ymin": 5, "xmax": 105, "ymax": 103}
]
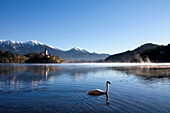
[{"xmin": 107, "ymin": 81, "xmax": 111, "ymax": 85}]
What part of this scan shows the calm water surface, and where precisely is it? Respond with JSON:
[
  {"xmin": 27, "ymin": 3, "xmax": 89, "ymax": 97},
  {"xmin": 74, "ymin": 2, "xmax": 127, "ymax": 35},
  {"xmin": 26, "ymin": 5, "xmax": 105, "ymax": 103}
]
[{"xmin": 0, "ymin": 63, "xmax": 170, "ymax": 113}]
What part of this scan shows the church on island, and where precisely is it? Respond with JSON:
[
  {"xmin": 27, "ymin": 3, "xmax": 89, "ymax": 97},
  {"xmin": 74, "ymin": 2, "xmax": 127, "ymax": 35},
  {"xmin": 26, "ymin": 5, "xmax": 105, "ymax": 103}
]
[
  {"xmin": 44, "ymin": 47, "xmax": 48, "ymax": 55},
  {"xmin": 25, "ymin": 47, "xmax": 64, "ymax": 63},
  {"xmin": 40, "ymin": 47, "xmax": 50, "ymax": 58}
]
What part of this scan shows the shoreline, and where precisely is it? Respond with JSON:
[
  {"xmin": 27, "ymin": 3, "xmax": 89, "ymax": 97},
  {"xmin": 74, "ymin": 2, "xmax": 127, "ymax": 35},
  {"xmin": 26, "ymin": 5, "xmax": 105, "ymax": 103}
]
[{"xmin": 0, "ymin": 62, "xmax": 170, "ymax": 67}]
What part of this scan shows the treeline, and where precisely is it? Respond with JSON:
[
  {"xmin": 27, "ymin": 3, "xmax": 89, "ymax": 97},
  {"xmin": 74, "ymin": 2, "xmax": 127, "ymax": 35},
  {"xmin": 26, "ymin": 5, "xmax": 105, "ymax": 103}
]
[
  {"xmin": 104, "ymin": 43, "xmax": 158, "ymax": 62},
  {"xmin": 0, "ymin": 51, "xmax": 28, "ymax": 63},
  {"xmin": 132, "ymin": 44, "xmax": 170, "ymax": 63},
  {"xmin": 0, "ymin": 51, "xmax": 64, "ymax": 63}
]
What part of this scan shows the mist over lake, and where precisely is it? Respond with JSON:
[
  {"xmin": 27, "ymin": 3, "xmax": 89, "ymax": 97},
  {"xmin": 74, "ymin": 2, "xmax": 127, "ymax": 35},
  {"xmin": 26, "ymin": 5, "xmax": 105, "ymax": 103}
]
[{"xmin": 0, "ymin": 63, "xmax": 169, "ymax": 113}]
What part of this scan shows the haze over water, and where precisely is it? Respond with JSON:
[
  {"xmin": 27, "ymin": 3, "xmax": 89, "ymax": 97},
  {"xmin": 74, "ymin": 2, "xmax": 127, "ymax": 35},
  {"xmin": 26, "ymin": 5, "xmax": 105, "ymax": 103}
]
[{"xmin": 0, "ymin": 63, "xmax": 170, "ymax": 113}]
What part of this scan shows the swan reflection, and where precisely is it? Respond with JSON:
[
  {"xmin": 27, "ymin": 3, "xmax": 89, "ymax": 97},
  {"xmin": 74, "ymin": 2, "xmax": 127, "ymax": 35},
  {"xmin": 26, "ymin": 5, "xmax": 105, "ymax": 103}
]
[{"xmin": 106, "ymin": 93, "xmax": 109, "ymax": 105}]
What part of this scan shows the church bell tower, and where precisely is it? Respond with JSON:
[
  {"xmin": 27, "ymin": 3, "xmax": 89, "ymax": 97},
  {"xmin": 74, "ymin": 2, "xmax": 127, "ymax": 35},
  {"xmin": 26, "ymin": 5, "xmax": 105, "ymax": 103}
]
[{"xmin": 44, "ymin": 47, "xmax": 48, "ymax": 55}]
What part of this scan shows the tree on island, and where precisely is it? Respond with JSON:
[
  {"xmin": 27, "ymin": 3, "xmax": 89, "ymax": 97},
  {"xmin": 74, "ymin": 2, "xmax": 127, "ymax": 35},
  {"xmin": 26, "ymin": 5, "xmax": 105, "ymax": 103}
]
[{"xmin": 0, "ymin": 51, "xmax": 28, "ymax": 63}]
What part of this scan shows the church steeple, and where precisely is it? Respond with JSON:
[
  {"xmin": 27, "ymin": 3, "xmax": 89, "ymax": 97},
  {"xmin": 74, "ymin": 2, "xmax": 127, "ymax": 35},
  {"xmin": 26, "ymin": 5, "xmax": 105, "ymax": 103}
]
[{"xmin": 44, "ymin": 47, "xmax": 48, "ymax": 55}]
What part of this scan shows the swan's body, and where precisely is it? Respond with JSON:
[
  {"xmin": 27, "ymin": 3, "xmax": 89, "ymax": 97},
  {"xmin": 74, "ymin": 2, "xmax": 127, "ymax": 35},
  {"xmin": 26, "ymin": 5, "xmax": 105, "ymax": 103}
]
[
  {"xmin": 88, "ymin": 89, "xmax": 106, "ymax": 95},
  {"xmin": 88, "ymin": 81, "xmax": 111, "ymax": 96}
]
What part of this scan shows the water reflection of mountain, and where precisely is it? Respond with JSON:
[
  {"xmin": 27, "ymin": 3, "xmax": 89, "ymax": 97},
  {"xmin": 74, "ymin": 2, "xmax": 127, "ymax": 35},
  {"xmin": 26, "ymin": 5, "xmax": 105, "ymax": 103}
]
[
  {"xmin": 108, "ymin": 66, "xmax": 170, "ymax": 79},
  {"xmin": 0, "ymin": 65, "xmax": 27, "ymax": 76},
  {"xmin": 0, "ymin": 65, "xmax": 103, "ymax": 83},
  {"xmin": 1, "ymin": 64, "xmax": 170, "ymax": 85}
]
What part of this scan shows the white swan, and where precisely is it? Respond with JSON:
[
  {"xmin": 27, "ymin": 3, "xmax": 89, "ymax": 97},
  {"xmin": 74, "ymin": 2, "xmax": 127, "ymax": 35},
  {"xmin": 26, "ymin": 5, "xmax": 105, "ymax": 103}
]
[{"xmin": 88, "ymin": 81, "xmax": 111, "ymax": 95}]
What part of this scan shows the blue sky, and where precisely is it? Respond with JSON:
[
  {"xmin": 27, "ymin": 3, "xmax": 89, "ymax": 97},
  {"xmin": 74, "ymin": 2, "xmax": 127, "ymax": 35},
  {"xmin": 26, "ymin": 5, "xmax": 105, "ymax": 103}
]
[{"xmin": 0, "ymin": 0, "xmax": 170, "ymax": 54}]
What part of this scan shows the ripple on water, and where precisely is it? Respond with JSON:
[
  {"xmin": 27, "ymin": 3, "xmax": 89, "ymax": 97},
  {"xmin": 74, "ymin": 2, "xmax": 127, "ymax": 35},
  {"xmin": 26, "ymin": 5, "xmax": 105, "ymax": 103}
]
[{"xmin": 0, "ymin": 64, "xmax": 170, "ymax": 113}]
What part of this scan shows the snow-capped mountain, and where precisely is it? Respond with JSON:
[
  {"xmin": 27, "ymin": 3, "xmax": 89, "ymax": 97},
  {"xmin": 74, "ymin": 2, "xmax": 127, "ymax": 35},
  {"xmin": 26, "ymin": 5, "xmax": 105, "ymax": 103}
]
[
  {"xmin": 72, "ymin": 47, "xmax": 87, "ymax": 52},
  {"xmin": 0, "ymin": 40, "xmax": 42, "ymax": 45},
  {"xmin": 68, "ymin": 47, "xmax": 88, "ymax": 53},
  {"xmin": 24, "ymin": 40, "xmax": 43, "ymax": 46},
  {"xmin": 0, "ymin": 40, "xmax": 109, "ymax": 60}
]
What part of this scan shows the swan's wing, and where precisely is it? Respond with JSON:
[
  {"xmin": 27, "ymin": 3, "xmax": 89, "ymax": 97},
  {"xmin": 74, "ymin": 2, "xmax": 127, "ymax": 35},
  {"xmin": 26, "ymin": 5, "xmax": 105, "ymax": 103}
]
[
  {"xmin": 88, "ymin": 89, "xmax": 105, "ymax": 95},
  {"xmin": 93, "ymin": 89, "xmax": 105, "ymax": 93}
]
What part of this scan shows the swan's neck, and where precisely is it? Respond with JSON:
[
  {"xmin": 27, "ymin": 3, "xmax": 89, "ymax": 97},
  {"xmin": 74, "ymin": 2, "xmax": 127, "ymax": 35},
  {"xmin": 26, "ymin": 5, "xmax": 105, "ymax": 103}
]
[{"xmin": 106, "ymin": 82, "xmax": 109, "ymax": 94}]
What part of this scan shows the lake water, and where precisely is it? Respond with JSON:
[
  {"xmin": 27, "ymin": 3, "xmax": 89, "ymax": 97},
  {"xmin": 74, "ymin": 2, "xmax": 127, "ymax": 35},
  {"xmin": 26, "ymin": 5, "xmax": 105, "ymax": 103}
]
[{"xmin": 0, "ymin": 63, "xmax": 170, "ymax": 113}]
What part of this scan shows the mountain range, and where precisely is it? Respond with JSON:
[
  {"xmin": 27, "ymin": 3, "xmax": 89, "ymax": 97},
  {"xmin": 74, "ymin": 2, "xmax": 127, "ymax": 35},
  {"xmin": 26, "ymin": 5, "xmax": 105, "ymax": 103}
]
[
  {"xmin": 104, "ymin": 43, "xmax": 158, "ymax": 62},
  {"xmin": 0, "ymin": 40, "xmax": 109, "ymax": 60},
  {"xmin": 132, "ymin": 44, "xmax": 170, "ymax": 63}
]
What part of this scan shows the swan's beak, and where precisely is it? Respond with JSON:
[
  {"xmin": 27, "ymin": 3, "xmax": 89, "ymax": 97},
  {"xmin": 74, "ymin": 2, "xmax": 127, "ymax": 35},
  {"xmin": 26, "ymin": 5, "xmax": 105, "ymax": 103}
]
[{"xmin": 107, "ymin": 81, "xmax": 111, "ymax": 85}]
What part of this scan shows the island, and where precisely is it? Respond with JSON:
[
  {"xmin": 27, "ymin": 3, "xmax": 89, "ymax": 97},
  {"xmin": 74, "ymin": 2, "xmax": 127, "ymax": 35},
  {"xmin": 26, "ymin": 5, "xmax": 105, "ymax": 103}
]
[{"xmin": 0, "ymin": 48, "xmax": 65, "ymax": 63}]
